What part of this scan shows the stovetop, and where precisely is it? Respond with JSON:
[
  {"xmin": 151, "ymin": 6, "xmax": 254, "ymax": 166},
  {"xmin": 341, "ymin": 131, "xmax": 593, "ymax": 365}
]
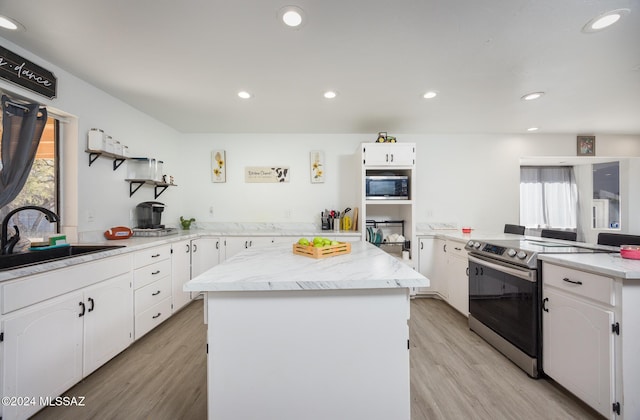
[
  {"xmin": 132, "ymin": 227, "xmax": 178, "ymax": 237},
  {"xmin": 465, "ymin": 238, "xmax": 609, "ymax": 269}
]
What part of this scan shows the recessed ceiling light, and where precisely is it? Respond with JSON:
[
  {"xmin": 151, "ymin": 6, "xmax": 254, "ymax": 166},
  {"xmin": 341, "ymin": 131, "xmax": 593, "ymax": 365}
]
[
  {"xmin": 323, "ymin": 91, "xmax": 338, "ymax": 99},
  {"xmin": 278, "ymin": 6, "xmax": 305, "ymax": 28},
  {"xmin": 237, "ymin": 91, "xmax": 252, "ymax": 99},
  {"xmin": 0, "ymin": 15, "xmax": 24, "ymax": 31},
  {"xmin": 582, "ymin": 9, "xmax": 630, "ymax": 33},
  {"xmin": 521, "ymin": 92, "xmax": 544, "ymax": 101},
  {"xmin": 423, "ymin": 91, "xmax": 438, "ymax": 99},
  {"xmin": 527, "ymin": 127, "xmax": 539, "ymax": 132}
]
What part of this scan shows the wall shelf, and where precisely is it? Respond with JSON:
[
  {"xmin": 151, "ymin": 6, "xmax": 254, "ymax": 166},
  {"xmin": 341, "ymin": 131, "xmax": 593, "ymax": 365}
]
[
  {"xmin": 85, "ymin": 149, "xmax": 128, "ymax": 170},
  {"xmin": 125, "ymin": 179, "xmax": 177, "ymax": 199}
]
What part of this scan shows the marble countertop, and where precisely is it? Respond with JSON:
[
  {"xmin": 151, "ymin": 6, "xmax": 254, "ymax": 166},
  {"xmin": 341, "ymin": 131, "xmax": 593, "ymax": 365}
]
[
  {"xmin": 539, "ymin": 253, "xmax": 640, "ymax": 279},
  {"xmin": 184, "ymin": 241, "xmax": 429, "ymax": 292},
  {"xmin": 0, "ymin": 225, "xmax": 361, "ymax": 282}
]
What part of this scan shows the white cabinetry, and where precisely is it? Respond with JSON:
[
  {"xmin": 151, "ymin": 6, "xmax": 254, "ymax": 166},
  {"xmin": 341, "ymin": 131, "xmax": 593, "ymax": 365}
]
[
  {"xmin": 417, "ymin": 236, "xmax": 468, "ymax": 316},
  {"xmin": 133, "ymin": 244, "xmax": 172, "ymax": 340},
  {"xmin": 357, "ymin": 143, "xmax": 416, "ymax": 261},
  {"xmin": 1, "ymin": 254, "xmax": 133, "ymax": 420},
  {"xmin": 362, "ymin": 143, "xmax": 415, "ymax": 166},
  {"xmin": 446, "ymin": 240, "xmax": 469, "ymax": 316},
  {"xmin": 171, "ymin": 239, "xmax": 192, "ymax": 311},
  {"xmin": 542, "ymin": 262, "xmax": 616, "ymax": 419},
  {"xmin": 222, "ymin": 236, "xmax": 275, "ymax": 260},
  {"xmin": 191, "ymin": 237, "xmax": 221, "ymax": 278}
]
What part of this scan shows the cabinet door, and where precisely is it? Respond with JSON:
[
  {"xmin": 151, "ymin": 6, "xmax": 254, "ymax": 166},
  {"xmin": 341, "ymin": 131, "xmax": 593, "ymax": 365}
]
[
  {"xmin": 543, "ymin": 288, "xmax": 615, "ymax": 418},
  {"xmin": 434, "ymin": 239, "xmax": 449, "ymax": 299},
  {"xmin": 223, "ymin": 237, "xmax": 272, "ymax": 261},
  {"xmin": 363, "ymin": 144, "xmax": 415, "ymax": 166},
  {"xmin": 3, "ymin": 293, "xmax": 84, "ymax": 420},
  {"xmin": 172, "ymin": 239, "xmax": 193, "ymax": 310},
  {"xmin": 447, "ymin": 250, "xmax": 469, "ymax": 316},
  {"xmin": 192, "ymin": 237, "xmax": 221, "ymax": 278},
  {"xmin": 83, "ymin": 273, "xmax": 133, "ymax": 376},
  {"xmin": 417, "ymin": 237, "xmax": 436, "ymax": 294}
]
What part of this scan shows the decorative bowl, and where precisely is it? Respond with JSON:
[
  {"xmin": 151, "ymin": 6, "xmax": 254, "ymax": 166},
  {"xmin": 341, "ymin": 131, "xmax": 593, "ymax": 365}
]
[{"xmin": 620, "ymin": 245, "xmax": 640, "ymax": 260}]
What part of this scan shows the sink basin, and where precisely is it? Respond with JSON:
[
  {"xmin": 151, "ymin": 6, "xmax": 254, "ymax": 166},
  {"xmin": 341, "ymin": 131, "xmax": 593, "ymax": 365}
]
[{"xmin": 0, "ymin": 245, "xmax": 125, "ymax": 271}]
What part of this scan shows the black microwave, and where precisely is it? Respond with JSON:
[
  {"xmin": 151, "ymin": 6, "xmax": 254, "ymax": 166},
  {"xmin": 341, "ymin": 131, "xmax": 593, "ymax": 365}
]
[{"xmin": 365, "ymin": 176, "xmax": 409, "ymax": 200}]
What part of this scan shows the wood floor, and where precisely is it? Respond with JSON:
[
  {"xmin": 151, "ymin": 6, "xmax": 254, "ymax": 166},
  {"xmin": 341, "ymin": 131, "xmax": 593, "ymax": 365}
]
[{"xmin": 33, "ymin": 297, "xmax": 603, "ymax": 420}]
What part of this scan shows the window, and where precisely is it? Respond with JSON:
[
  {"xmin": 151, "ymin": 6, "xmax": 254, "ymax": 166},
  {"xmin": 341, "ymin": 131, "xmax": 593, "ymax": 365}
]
[
  {"xmin": 520, "ymin": 166, "xmax": 577, "ymax": 230},
  {"xmin": 0, "ymin": 116, "xmax": 59, "ymax": 241},
  {"xmin": 592, "ymin": 161, "xmax": 620, "ymax": 229}
]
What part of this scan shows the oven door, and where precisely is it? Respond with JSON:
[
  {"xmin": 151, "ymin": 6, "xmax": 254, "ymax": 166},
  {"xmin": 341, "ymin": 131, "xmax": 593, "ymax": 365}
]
[{"xmin": 468, "ymin": 254, "xmax": 539, "ymax": 357}]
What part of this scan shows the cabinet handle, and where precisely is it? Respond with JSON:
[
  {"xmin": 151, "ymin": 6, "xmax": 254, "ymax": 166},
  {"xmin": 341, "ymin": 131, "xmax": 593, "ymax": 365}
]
[
  {"xmin": 385, "ymin": 153, "xmax": 389, "ymax": 162},
  {"xmin": 151, "ymin": 253, "xmax": 161, "ymax": 258},
  {"xmin": 152, "ymin": 312, "xmax": 162, "ymax": 319},
  {"xmin": 186, "ymin": 244, "xmax": 190, "ymax": 253},
  {"xmin": 454, "ymin": 247, "xmax": 462, "ymax": 251},
  {"xmin": 78, "ymin": 301, "xmax": 86, "ymax": 317},
  {"xmin": 244, "ymin": 241, "xmax": 248, "ymax": 248},
  {"xmin": 193, "ymin": 244, "xmax": 198, "ymax": 253},
  {"xmin": 152, "ymin": 270, "xmax": 161, "ymax": 275},
  {"xmin": 216, "ymin": 241, "xmax": 219, "ymax": 249},
  {"xmin": 542, "ymin": 297, "xmax": 549, "ymax": 312},
  {"xmin": 420, "ymin": 242, "xmax": 423, "ymax": 250},
  {"xmin": 152, "ymin": 290, "xmax": 161, "ymax": 296},
  {"xmin": 87, "ymin": 297, "xmax": 95, "ymax": 312},
  {"xmin": 562, "ymin": 277, "xmax": 583, "ymax": 285},
  {"xmin": 390, "ymin": 153, "xmax": 394, "ymax": 162},
  {"xmin": 466, "ymin": 267, "xmax": 469, "ymax": 277},
  {"xmin": 249, "ymin": 240, "xmax": 253, "ymax": 247},
  {"xmin": 443, "ymin": 244, "xmax": 447, "ymax": 253}
]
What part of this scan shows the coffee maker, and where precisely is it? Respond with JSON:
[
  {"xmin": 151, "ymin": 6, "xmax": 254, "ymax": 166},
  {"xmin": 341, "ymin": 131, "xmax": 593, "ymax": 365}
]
[{"xmin": 136, "ymin": 201, "xmax": 165, "ymax": 229}]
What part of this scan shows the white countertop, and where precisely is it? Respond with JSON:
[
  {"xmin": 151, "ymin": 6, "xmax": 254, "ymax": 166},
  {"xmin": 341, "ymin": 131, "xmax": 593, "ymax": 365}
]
[
  {"xmin": 184, "ymin": 241, "xmax": 429, "ymax": 292},
  {"xmin": 539, "ymin": 253, "xmax": 640, "ymax": 279}
]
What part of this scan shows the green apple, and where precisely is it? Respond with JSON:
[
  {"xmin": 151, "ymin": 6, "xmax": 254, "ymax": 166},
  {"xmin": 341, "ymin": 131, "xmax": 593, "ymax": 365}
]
[
  {"xmin": 330, "ymin": 241, "xmax": 340, "ymax": 246},
  {"xmin": 298, "ymin": 238, "xmax": 309, "ymax": 246}
]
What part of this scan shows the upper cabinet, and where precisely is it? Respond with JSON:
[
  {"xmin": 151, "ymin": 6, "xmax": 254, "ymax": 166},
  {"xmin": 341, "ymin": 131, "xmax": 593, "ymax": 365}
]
[{"xmin": 362, "ymin": 143, "xmax": 415, "ymax": 167}]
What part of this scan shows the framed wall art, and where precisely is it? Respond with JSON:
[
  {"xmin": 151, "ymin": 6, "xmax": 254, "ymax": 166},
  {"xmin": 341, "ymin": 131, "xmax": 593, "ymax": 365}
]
[
  {"xmin": 212, "ymin": 150, "xmax": 226, "ymax": 182},
  {"xmin": 310, "ymin": 150, "xmax": 324, "ymax": 183},
  {"xmin": 577, "ymin": 136, "xmax": 595, "ymax": 156},
  {"xmin": 245, "ymin": 166, "xmax": 290, "ymax": 183}
]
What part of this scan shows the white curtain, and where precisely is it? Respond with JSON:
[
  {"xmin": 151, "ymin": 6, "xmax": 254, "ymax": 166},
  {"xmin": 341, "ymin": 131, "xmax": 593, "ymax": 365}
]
[{"xmin": 520, "ymin": 166, "xmax": 577, "ymax": 229}]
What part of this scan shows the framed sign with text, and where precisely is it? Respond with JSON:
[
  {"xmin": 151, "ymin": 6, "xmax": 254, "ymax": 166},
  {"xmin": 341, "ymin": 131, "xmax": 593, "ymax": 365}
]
[{"xmin": 0, "ymin": 46, "xmax": 57, "ymax": 99}]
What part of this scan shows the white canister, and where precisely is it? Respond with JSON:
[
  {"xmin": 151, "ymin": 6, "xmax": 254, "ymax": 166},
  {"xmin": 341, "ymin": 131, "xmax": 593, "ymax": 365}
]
[
  {"xmin": 104, "ymin": 135, "xmax": 115, "ymax": 154},
  {"xmin": 121, "ymin": 145, "xmax": 129, "ymax": 157},
  {"xmin": 155, "ymin": 160, "xmax": 164, "ymax": 181},
  {"xmin": 113, "ymin": 141, "xmax": 123, "ymax": 156},
  {"xmin": 87, "ymin": 128, "xmax": 105, "ymax": 151}
]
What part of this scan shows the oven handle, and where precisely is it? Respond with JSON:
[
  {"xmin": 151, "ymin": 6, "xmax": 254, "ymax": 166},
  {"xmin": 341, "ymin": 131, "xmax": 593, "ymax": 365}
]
[{"xmin": 468, "ymin": 254, "xmax": 536, "ymax": 283}]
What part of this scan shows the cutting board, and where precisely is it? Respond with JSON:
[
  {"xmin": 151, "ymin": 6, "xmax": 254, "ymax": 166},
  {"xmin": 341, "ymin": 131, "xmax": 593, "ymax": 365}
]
[{"xmin": 352, "ymin": 207, "xmax": 358, "ymax": 231}]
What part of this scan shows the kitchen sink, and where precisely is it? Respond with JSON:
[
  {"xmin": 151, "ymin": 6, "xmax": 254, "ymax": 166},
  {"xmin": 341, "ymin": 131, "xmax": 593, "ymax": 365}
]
[{"xmin": 0, "ymin": 245, "xmax": 125, "ymax": 271}]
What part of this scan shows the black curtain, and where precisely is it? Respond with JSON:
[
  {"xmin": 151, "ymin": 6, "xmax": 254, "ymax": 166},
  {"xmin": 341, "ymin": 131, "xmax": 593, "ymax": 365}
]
[{"xmin": 0, "ymin": 95, "xmax": 48, "ymax": 208}]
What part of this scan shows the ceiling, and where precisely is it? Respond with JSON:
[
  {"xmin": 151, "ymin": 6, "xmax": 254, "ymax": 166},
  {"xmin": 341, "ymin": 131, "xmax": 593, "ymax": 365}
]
[{"xmin": 1, "ymin": 0, "xmax": 639, "ymax": 134}]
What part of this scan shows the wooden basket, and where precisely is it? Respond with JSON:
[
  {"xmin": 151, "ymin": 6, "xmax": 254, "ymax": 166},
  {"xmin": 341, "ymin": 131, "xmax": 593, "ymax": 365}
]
[{"xmin": 292, "ymin": 242, "xmax": 351, "ymax": 259}]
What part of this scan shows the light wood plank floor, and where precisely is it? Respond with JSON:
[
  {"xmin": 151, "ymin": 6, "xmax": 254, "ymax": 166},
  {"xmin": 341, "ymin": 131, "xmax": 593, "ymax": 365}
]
[{"xmin": 33, "ymin": 297, "xmax": 603, "ymax": 420}]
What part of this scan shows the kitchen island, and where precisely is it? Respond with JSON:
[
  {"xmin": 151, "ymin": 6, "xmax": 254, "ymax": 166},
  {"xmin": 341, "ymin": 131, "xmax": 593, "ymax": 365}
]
[{"xmin": 184, "ymin": 241, "xmax": 429, "ymax": 420}]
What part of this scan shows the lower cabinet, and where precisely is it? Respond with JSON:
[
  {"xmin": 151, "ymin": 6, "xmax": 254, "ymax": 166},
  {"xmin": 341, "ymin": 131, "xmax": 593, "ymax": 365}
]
[
  {"xmin": 542, "ymin": 262, "xmax": 616, "ymax": 418},
  {"xmin": 416, "ymin": 236, "xmax": 468, "ymax": 316},
  {"xmin": 222, "ymin": 236, "xmax": 274, "ymax": 261},
  {"xmin": 2, "ymin": 272, "xmax": 133, "ymax": 420},
  {"xmin": 171, "ymin": 239, "xmax": 193, "ymax": 311}
]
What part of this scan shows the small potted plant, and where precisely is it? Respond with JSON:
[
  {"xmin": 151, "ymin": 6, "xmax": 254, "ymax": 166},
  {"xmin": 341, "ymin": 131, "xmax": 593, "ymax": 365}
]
[{"xmin": 180, "ymin": 216, "xmax": 195, "ymax": 230}]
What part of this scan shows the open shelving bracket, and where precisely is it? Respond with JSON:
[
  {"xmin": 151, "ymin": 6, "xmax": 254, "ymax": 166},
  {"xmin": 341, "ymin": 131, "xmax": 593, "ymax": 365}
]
[
  {"xmin": 154, "ymin": 184, "xmax": 169, "ymax": 199},
  {"xmin": 128, "ymin": 180, "xmax": 145, "ymax": 197},
  {"xmin": 86, "ymin": 150, "xmax": 126, "ymax": 171},
  {"xmin": 88, "ymin": 152, "xmax": 101, "ymax": 167}
]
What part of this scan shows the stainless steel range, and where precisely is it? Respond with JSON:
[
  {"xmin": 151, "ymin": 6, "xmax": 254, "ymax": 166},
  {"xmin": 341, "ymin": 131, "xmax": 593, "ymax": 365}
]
[{"xmin": 465, "ymin": 238, "xmax": 607, "ymax": 378}]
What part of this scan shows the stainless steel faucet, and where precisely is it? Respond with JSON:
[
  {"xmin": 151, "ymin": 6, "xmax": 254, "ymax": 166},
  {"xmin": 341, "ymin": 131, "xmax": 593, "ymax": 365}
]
[{"xmin": 1, "ymin": 206, "xmax": 60, "ymax": 255}]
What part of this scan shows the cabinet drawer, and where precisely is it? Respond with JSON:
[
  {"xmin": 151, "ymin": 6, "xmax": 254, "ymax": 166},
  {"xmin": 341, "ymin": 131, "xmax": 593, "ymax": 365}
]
[
  {"xmin": 133, "ymin": 259, "xmax": 171, "ymax": 289},
  {"xmin": 543, "ymin": 262, "xmax": 614, "ymax": 306},
  {"xmin": 447, "ymin": 241, "xmax": 468, "ymax": 258},
  {"xmin": 134, "ymin": 275, "xmax": 171, "ymax": 315},
  {"xmin": 2, "ymin": 254, "xmax": 132, "ymax": 314},
  {"xmin": 135, "ymin": 297, "xmax": 172, "ymax": 340},
  {"xmin": 133, "ymin": 245, "xmax": 171, "ymax": 269}
]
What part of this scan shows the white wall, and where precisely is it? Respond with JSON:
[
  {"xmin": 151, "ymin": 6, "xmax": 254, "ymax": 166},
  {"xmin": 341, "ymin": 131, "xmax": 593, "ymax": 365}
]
[
  {"xmin": 177, "ymin": 133, "xmax": 640, "ymax": 233},
  {"xmin": 0, "ymin": 37, "xmax": 182, "ymax": 238}
]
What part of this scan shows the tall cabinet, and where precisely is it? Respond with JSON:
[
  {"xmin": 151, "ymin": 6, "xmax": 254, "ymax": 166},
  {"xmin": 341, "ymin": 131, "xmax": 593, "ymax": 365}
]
[{"xmin": 356, "ymin": 142, "xmax": 416, "ymax": 263}]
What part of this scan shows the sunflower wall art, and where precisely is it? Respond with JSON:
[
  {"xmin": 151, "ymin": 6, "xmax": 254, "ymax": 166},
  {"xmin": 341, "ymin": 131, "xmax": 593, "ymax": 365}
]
[
  {"xmin": 310, "ymin": 150, "xmax": 324, "ymax": 183},
  {"xmin": 212, "ymin": 150, "xmax": 226, "ymax": 182}
]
